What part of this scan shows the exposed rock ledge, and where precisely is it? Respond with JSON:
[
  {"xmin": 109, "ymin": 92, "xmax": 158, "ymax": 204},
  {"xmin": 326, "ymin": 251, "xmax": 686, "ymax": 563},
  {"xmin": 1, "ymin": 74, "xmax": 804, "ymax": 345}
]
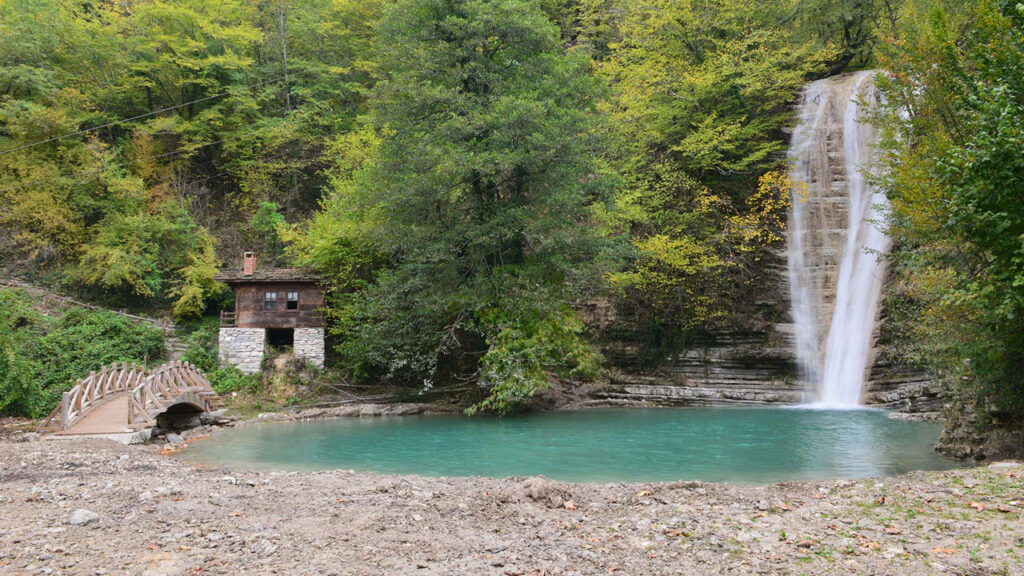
[{"xmin": 251, "ymin": 402, "xmax": 457, "ymax": 424}]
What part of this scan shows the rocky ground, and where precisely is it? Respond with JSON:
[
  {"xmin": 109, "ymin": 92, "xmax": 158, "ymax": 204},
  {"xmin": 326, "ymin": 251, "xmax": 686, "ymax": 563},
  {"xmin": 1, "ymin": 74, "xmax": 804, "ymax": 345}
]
[{"xmin": 1, "ymin": 436, "xmax": 1022, "ymax": 576}]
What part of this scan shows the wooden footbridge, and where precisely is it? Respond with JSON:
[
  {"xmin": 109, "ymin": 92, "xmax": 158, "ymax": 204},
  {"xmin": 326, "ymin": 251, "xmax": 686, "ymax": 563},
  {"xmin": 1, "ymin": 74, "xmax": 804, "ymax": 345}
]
[{"xmin": 42, "ymin": 361, "xmax": 220, "ymax": 435}]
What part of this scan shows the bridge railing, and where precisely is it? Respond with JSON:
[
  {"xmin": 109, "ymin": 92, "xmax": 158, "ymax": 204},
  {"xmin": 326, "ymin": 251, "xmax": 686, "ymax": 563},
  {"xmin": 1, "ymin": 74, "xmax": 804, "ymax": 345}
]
[
  {"xmin": 42, "ymin": 362, "xmax": 145, "ymax": 429},
  {"xmin": 43, "ymin": 360, "xmax": 217, "ymax": 431},
  {"xmin": 128, "ymin": 361, "xmax": 217, "ymax": 429}
]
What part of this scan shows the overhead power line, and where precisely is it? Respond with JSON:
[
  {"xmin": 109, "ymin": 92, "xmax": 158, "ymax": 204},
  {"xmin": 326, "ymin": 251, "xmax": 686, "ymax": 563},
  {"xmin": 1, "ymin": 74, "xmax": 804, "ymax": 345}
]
[
  {"xmin": 0, "ymin": 71, "xmax": 303, "ymax": 157},
  {"xmin": 0, "ymin": 139, "xmax": 227, "ymax": 195}
]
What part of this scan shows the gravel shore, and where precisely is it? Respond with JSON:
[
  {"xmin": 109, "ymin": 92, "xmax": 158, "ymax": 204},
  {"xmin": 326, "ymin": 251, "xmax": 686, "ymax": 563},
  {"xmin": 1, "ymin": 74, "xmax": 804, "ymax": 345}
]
[{"xmin": 1, "ymin": 437, "xmax": 1021, "ymax": 576}]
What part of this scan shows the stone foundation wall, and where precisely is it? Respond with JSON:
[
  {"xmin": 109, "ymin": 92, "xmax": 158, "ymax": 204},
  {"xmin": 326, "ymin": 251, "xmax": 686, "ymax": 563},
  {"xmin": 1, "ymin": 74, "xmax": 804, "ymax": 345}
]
[
  {"xmin": 294, "ymin": 328, "xmax": 325, "ymax": 368},
  {"xmin": 219, "ymin": 328, "xmax": 264, "ymax": 374}
]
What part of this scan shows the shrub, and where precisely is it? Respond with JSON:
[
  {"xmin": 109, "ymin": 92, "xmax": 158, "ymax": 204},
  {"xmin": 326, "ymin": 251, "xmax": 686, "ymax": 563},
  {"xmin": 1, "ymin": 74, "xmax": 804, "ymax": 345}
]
[
  {"xmin": 207, "ymin": 366, "xmax": 260, "ymax": 395},
  {"xmin": 0, "ymin": 288, "xmax": 166, "ymax": 417},
  {"xmin": 0, "ymin": 289, "xmax": 51, "ymax": 416}
]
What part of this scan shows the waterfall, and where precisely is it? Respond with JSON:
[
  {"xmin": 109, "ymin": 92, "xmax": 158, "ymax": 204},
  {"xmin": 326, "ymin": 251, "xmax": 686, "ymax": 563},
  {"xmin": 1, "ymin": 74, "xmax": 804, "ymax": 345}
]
[{"xmin": 786, "ymin": 71, "xmax": 891, "ymax": 407}]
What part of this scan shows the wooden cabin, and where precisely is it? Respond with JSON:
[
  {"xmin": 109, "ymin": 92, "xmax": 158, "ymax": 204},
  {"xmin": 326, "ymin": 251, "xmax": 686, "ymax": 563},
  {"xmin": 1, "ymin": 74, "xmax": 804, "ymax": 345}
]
[{"xmin": 214, "ymin": 253, "xmax": 325, "ymax": 373}]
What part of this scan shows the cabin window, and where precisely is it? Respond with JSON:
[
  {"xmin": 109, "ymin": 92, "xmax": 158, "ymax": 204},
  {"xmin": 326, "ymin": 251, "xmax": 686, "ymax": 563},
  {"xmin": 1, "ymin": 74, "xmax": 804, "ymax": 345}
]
[
  {"xmin": 264, "ymin": 291, "xmax": 277, "ymax": 310},
  {"xmin": 286, "ymin": 291, "xmax": 299, "ymax": 310}
]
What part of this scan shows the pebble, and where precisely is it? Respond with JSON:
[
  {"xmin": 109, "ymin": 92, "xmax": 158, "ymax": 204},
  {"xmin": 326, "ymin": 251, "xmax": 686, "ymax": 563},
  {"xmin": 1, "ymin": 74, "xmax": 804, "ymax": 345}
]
[{"xmin": 68, "ymin": 509, "xmax": 99, "ymax": 526}]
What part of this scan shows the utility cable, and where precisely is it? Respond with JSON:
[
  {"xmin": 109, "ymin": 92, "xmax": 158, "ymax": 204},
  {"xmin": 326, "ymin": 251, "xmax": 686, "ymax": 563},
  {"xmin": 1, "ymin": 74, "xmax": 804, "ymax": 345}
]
[
  {"xmin": 0, "ymin": 139, "xmax": 227, "ymax": 195},
  {"xmin": 0, "ymin": 71, "xmax": 305, "ymax": 157}
]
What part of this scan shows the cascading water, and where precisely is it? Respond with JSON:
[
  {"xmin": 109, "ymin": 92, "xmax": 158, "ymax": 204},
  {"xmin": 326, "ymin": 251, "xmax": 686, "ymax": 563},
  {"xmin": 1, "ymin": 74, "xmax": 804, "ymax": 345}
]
[{"xmin": 786, "ymin": 71, "xmax": 891, "ymax": 408}]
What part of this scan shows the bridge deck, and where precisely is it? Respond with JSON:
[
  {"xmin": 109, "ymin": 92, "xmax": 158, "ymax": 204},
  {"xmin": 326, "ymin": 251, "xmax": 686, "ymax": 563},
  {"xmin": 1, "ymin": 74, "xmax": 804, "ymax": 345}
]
[{"xmin": 59, "ymin": 395, "xmax": 130, "ymax": 435}]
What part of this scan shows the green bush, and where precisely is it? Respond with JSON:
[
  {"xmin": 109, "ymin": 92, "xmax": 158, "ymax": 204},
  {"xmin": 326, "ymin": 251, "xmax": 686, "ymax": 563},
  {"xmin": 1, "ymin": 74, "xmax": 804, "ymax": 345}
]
[
  {"xmin": 0, "ymin": 288, "xmax": 166, "ymax": 417},
  {"xmin": 206, "ymin": 367, "xmax": 260, "ymax": 395},
  {"xmin": 0, "ymin": 289, "xmax": 52, "ymax": 417},
  {"xmin": 180, "ymin": 317, "xmax": 221, "ymax": 374}
]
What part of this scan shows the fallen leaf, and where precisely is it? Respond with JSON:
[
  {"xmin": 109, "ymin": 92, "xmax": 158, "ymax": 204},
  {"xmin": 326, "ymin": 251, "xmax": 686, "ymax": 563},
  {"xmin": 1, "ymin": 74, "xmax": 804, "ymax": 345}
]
[
  {"xmin": 968, "ymin": 501, "xmax": 985, "ymax": 511},
  {"xmin": 796, "ymin": 540, "xmax": 815, "ymax": 548},
  {"xmin": 931, "ymin": 547, "xmax": 957, "ymax": 554},
  {"xmin": 884, "ymin": 526, "xmax": 902, "ymax": 535},
  {"xmin": 998, "ymin": 505, "xmax": 1013, "ymax": 513},
  {"xmin": 779, "ymin": 503, "xmax": 793, "ymax": 511},
  {"xmin": 635, "ymin": 490, "xmax": 651, "ymax": 498},
  {"xmin": 563, "ymin": 500, "xmax": 577, "ymax": 511},
  {"xmin": 227, "ymin": 511, "xmax": 243, "ymax": 517}
]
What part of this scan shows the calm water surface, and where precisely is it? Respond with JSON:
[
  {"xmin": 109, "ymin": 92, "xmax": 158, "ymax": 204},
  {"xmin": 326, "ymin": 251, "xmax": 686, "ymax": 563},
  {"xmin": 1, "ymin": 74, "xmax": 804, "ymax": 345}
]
[{"xmin": 181, "ymin": 407, "xmax": 960, "ymax": 483}]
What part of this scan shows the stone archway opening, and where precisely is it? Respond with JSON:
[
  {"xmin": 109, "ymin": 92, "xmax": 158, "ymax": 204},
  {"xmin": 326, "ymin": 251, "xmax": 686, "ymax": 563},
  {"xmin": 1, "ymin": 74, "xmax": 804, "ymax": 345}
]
[{"xmin": 155, "ymin": 402, "xmax": 206, "ymax": 431}]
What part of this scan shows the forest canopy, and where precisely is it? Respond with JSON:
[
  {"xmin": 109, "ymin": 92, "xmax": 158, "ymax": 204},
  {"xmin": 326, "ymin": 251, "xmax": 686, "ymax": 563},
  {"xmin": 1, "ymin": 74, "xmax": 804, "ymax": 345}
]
[{"xmin": 2, "ymin": 0, "xmax": 1021, "ymax": 417}]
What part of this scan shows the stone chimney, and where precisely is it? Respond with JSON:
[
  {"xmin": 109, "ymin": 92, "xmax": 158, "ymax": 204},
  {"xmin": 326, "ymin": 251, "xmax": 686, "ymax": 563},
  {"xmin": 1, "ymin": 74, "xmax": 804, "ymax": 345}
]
[{"xmin": 243, "ymin": 252, "xmax": 256, "ymax": 275}]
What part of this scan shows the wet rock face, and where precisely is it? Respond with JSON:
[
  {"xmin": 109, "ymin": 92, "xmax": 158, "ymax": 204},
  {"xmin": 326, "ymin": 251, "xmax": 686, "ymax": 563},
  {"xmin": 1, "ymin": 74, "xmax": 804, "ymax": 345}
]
[
  {"xmin": 937, "ymin": 403, "xmax": 1024, "ymax": 461},
  {"xmin": 594, "ymin": 253, "xmax": 942, "ymax": 411}
]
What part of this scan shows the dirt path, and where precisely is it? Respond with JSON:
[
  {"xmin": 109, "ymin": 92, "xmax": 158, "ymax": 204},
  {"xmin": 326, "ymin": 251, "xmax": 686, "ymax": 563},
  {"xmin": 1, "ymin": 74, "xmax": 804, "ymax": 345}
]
[{"xmin": 1, "ymin": 439, "xmax": 1021, "ymax": 576}]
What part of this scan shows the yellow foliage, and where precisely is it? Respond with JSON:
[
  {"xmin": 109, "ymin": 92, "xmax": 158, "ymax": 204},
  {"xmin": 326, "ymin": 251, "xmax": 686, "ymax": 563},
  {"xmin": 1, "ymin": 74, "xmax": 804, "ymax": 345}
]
[{"xmin": 729, "ymin": 170, "xmax": 792, "ymax": 251}]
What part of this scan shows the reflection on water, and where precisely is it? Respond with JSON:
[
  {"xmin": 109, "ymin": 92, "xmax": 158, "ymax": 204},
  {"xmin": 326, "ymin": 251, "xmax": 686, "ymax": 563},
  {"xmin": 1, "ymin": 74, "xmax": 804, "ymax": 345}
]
[{"xmin": 181, "ymin": 408, "xmax": 960, "ymax": 483}]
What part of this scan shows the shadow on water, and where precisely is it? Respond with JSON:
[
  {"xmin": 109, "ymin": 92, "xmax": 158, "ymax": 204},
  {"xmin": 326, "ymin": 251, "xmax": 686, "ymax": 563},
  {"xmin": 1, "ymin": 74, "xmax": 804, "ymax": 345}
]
[{"xmin": 180, "ymin": 407, "xmax": 961, "ymax": 484}]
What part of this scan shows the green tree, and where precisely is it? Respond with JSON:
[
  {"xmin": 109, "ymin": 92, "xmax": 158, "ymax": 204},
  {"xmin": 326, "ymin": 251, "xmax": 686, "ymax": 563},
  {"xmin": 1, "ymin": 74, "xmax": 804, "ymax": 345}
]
[
  {"xmin": 300, "ymin": 0, "xmax": 620, "ymax": 414},
  {"xmin": 875, "ymin": 0, "xmax": 1024, "ymax": 418}
]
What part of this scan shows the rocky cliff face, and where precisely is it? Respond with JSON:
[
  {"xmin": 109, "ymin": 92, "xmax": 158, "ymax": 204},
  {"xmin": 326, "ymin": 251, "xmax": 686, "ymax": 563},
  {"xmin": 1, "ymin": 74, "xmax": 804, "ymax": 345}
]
[
  {"xmin": 595, "ymin": 279, "xmax": 943, "ymax": 413},
  {"xmin": 596, "ymin": 248, "xmax": 804, "ymax": 406}
]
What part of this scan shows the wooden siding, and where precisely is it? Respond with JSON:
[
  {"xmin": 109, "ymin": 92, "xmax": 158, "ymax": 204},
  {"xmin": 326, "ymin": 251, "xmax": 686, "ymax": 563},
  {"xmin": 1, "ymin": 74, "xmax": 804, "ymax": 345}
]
[{"xmin": 233, "ymin": 283, "xmax": 324, "ymax": 328}]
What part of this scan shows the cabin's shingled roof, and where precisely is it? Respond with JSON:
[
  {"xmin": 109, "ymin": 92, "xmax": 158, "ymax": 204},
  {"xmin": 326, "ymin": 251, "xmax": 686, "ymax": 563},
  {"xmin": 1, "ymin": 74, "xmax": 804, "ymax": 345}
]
[{"xmin": 214, "ymin": 267, "xmax": 320, "ymax": 283}]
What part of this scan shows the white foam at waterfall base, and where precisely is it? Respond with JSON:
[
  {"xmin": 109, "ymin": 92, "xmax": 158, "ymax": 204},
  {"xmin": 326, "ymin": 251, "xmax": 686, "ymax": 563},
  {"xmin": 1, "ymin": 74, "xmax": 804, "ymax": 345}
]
[{"xmin": 787, "ymin": 71, "xmax": 891, "ymax": 408}]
